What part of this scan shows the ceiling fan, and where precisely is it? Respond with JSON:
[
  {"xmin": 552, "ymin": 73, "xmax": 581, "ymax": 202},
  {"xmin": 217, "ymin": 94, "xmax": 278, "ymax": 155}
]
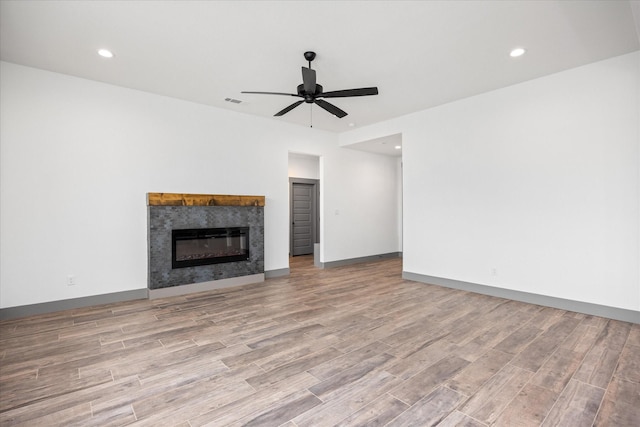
[{"xmin": 242, "ymin": 51, "xmax": 378, "ymax": 119}]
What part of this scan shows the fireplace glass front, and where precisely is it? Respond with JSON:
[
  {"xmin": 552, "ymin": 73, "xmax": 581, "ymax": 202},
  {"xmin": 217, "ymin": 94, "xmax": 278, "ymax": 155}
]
[{"xmin": 172, "ymin": 227, "xmax": 249, "ymax": 269}]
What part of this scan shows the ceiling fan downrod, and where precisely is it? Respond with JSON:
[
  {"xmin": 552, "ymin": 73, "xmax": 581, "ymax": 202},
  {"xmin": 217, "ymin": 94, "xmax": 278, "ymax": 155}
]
[{"xmin": 304, "ymin": 51, "xmax": 316, "ymax": 69}]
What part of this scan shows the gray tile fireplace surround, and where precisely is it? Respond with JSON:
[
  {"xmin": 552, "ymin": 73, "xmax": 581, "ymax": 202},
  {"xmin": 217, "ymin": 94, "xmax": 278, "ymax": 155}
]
[{"xmin": 148, "ymin": 204, "xmax": 264, "ymax": 296}]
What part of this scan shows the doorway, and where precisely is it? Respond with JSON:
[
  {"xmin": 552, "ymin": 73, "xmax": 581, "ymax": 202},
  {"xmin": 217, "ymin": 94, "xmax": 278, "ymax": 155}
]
[{"xmin": 289, "ymin": 178, "xmax": 319, "ymax": 256}]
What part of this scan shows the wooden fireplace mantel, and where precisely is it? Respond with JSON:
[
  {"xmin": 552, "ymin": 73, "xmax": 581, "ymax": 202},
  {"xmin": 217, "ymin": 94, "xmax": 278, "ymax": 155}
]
[{"xmin": 147, "ymin": 193, "xmax": 265, "ymax": 207}]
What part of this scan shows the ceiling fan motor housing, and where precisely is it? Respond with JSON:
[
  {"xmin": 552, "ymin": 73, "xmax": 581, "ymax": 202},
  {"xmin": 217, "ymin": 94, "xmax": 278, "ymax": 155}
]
[{"xmin": 297, "ymin": 83, "xmax": 323, "ymax": 102}]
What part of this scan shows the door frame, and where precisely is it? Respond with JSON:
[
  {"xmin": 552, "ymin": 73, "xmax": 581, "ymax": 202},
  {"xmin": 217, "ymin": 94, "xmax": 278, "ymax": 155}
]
[{"xmin": 289, "ymin": 177, "xmax": 320, "ymax": 256}]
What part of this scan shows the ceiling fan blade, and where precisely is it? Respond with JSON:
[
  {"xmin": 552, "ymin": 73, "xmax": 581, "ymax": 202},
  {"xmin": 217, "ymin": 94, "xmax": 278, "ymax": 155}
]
[
  {"xmin": 314, "ymin": 99, "xmax": 347, "ymax": 118},
  {"xmin": 274, "ymin": 100, "xmax": 304, "ymax": 116},
  {"xmin": 302, "ymin": 67, "xmax": 316, "ymax": 93},
  {"xmin": 242, "ymin": 91, "xmax": 299, "ymax": 97},
  {"xmin": 318, "ymin": 87, "xmax": 379, "ymax": 98}
]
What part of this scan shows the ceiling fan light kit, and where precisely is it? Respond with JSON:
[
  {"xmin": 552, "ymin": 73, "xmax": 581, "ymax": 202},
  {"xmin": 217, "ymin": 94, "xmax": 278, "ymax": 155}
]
[{"xmin": 242, "ymin": 51, "xmax": 378, "ymax": 122}]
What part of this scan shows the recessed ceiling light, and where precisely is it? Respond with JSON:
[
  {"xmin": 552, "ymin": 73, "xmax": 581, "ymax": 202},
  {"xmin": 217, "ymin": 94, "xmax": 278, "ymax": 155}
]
[
  {"xmin": 348, "ymin": 123, "xmax": 355, "ymax": 127},
  {"xmin": 395, "ymin": 145, "xmax": 401, "ymax": 150},
  {"xmin": 510, "ymin": 47, "xmax": 526, "ymax": 58},
  {"xmin": 97, "ymin": 49, "xmax": 114, "ymax": 58}
]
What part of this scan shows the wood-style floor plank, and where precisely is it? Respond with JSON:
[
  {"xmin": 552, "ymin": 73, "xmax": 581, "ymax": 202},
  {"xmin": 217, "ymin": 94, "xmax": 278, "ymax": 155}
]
[{"xmin": 1, "ymin": 255, "xmax": 638, "ymax": 426}]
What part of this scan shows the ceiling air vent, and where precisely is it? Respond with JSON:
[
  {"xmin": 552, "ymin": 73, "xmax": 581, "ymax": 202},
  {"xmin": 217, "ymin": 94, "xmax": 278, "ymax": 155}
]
[{"xmin": 225, "ymin": 97, "xmax": 242, "ymax": 104}]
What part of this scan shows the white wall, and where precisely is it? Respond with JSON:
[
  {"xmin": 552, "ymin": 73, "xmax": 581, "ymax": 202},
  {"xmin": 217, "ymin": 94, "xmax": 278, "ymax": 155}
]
[
  {"xmin": 288, "ymin": 153, "xmax": 319, "ymax": 179},
  {"xmin": 345, "ymin": 51, "xmax": 640, "ymax": 312},
  {"xmin": 0, "ymin": 62, "xmax": 401, "ymax": 308},
  {"xmin": 396, "ymin": 156, "xmax": 403, "ymax": 252},
  {"xmin": 320, "ymin": 147, "xmax": 400, "ymax": 262}
]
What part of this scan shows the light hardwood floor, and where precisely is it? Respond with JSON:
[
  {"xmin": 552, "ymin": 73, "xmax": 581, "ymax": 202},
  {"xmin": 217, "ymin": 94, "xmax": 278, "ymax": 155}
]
[{"xmin": 1, "ymin": 256, "xmax": 638, "ymax": 426}]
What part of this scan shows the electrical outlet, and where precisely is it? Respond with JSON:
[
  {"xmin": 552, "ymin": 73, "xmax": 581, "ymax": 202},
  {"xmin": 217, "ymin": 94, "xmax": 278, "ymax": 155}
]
[{"xmin": 67, "ymin": 275, "xmax": 76, "ymax": 286}]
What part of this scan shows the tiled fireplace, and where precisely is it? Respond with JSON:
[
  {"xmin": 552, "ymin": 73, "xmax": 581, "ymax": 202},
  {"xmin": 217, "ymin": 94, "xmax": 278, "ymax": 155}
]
[{"xmin": 147, "ymin": 193, "xmax": 265, "ymax": 298}]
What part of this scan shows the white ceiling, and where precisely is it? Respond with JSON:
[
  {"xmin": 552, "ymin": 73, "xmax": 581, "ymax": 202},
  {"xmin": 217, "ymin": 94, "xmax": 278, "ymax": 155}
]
[
  {"xmin": 1, "ymin": 1, "xmax": 639, "ymax": 156},
  {"xmin": 344, "ymin": 134, "xmax": 403, "ymax": 158}
]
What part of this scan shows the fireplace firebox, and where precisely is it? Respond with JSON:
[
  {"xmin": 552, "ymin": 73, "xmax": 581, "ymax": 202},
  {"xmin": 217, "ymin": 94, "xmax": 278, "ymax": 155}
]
[{"xmin": 172, "ymin": 227, "xmax": 250, "ymax": 269}]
